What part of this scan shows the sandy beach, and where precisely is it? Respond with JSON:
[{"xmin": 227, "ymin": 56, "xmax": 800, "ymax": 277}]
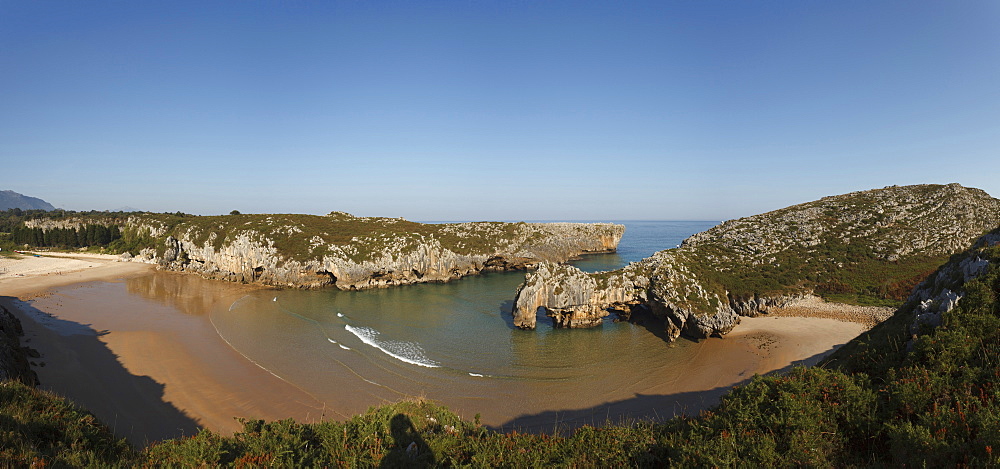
[
  {"xmin": 764, "ymin": 294, "xmax": 895, "ymax": 328},
  {"xmin": 0, "ymin": 254, "xmax": 326, "ymax": 444},
  {"xmin": 0, "ymin": 251, "xmax": 142, "ymax": 288},
  {"xmin": 0, "ymin": 253, "xmax": 879, "ymax": 443}
]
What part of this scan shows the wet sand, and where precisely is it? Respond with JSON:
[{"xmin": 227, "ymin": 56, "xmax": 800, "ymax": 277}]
[
  {"xmin": 0, "ymin": 260, "xmax": 325, "ymax": 444},
  {"xmin": 1, "ymin": 259, "xmax": 870, "ymax": 444},
  {"xmin": 500, "ymin": 315, "xmax": 864, "ymax": 430}
]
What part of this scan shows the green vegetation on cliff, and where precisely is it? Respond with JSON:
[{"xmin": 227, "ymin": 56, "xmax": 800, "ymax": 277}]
[
  {"xmin": 0, "ymin": 209, "xmax": 538, "ymax": 262},
  {"xmin": 680, "ymin": 183, "xmax": 1000, "ymax": 307},
  {"xmin": 513, "ymin": 184, "xmax": 1000, "ymax": 341},
  {"xmin": 4, "ymin": 225, "xmax": 1000, "ymax": 466},
  {"xmin": 1, "ymin": 209, "xmax": 624, "ymax": 290},
  {"xmin": 131, "ymin": 211, "xmax": 539, "ymax": 262}
]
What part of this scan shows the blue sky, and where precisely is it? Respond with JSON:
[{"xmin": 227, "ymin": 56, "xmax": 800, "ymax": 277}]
[{"xmin": 2, "ymin": 1, "xmax": 998, "ymax": 221}]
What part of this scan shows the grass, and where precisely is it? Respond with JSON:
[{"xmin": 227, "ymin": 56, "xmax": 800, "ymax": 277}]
[
  {"xmin": 0, "ymin": 381, "xmax": 133, "ymax": 466},
  {"xmin": 2, "ymin": 210, "xmax": 536, "ymax": 264},
  {"xmin": 659, "ymin": 184, "xmax": 1000, "ymax": 310},
  {"xmin": 109, "ymin": 213, "xmax": 540, "ymax": 263},
  {"xmin": 684, "ymin": 235, "xmax": 955, "ymax": 308},
  {"xmin": 138, "ymin": 399, "xmax": 661, "ymax": 467}
]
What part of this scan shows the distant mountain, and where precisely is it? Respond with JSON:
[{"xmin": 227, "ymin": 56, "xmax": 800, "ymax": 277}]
[
  {"xmin": 0, "ymin": 190, "xmax": 55, "ymax": 211},
  {"xmin": 112, "ymin": 206, "xmax": 142, "ymax": 213}
]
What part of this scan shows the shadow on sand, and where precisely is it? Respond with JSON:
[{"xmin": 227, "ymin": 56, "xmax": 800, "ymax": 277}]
[
  {"xmin": 1, "ymin": 295, "xmax": 201, "ymax": 446},
  {"xmin": 489, "ymin": 344, "xmax": 848, "ymax": 435}
]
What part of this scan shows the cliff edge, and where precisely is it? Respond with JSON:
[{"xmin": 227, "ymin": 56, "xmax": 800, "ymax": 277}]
[
  {"xmin": 106, "ymin": 214, "xmax": 624, "ymax": 290},
  {"xmin": 513, "ymin": 183, "xmax": 1000, "ymax": 341},
  {"xmin": 0, "ymin": 304, "xmax": 38, "ymax": 386}
]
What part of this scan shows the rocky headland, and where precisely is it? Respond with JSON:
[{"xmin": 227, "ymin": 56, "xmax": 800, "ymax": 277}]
[
  {"xmin": 24, "ymin": 212, "xmax": 623, "ymax": 290},
  {"xmin": 513, "ymin": 183, "xmax": 1000, "ymax": 341}
]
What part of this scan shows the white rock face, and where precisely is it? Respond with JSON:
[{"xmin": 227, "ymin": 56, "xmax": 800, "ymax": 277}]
[
  {"xmin": 906, "ymin": 235, "xmax": 998, "ymax": 340},
  {"xmin": 512, "ymin": 262, "xmax": 644, "ymax": 329},
  {"xmin": 513, "ymin": 184, "xmax": 1000, "ymax": 341},
  {"xmin": 119, "ymin": 217, "xmax": 625, "ymax": 290}
]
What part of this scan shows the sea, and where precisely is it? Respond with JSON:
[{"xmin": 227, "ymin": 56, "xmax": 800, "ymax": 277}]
[{"xmin": 206, "ymin": 220, "xmax": 720, "ymax": 429}]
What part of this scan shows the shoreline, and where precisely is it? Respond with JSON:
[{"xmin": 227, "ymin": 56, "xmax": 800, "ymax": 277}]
[
  {"xmin": 0, "ymin": 255, "xmax": 879, "ymax": 444},
  {"xmin": 0, "ymin": 252, "xmax": 147, "ymax": 294},
  {"xmin": 0, "ymin": 256, "xmax": 326, "ymax": 444},
  {"xmin": 500, "ymin": 315, "xmax": 866, "ymax": 431}
]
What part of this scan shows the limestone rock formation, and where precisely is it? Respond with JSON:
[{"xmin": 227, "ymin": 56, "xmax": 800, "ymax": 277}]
[
  {"xmin": 513, "ymin": 262, "xmax": 646, "ymax": 329},
  {"xmin": 905, "ymin": 225, "xmax": 1000, "ymax": 341},
  {"xmin": 112, "ymin": 214, "xmax": 624, "ymax": 290},
  {"xmin": 513, "ymin": 184, "xmax": 1000, "ymax": 341}
]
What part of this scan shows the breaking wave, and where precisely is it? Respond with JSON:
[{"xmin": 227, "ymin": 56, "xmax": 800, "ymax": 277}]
[
  {"xmin": 327, "ymin": 337, "xmax": 352, "ymax": 351},
  {"xmin": 345, "ymin": 325, "xmax": 440, "ymax": 368}
]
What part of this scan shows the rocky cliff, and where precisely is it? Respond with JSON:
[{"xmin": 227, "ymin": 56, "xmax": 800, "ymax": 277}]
[
  {"xmin": 904, "ymin": 225, "xmax": 1000, "ymax": 342},
  {"xmin": 513, "ymin": 184, "xmax": 1000, "ymax": 341},
  {"xmin": 0, "ymin": 304, "xmax": 38, "ymax": 386},
  {"xmin": 110, "ymin": 213, "xmax": 623, "ymax": 290}
]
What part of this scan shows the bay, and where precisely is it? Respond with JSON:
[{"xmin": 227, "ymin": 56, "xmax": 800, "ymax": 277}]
[{"xmin": 208, "ymin": 221, "xmax": 724, "ymax": 429}]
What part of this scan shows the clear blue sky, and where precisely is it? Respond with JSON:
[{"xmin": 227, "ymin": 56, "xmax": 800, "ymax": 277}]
[{"xmin": 2, "ymin": 1, "xmax": 998, "ymax": 221}]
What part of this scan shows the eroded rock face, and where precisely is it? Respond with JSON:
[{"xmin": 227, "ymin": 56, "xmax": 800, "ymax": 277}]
[
  {"xmin": 512, "ymin": 262, "xmax": 645, "ymax": 329},
  {"xmin": 511, "ymin": 251, "xmax": 745, "ymax": 339},
  {"xmin": 513, "ymin": 184, "xmax": 1000, "ymax": 341},
  {"xmin": 119, "ymin": 216, "xmax": 625, "ymax": 290}
]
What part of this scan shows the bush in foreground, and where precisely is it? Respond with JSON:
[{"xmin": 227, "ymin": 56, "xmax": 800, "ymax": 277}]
[{"xmin": 0, "ymin": 381, "xmax": 132, "ymax": 466}]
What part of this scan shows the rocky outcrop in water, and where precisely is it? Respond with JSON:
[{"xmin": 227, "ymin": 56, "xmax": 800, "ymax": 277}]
[
  {"xmin": 115, "ymin": 214, "xmax": 623, "ymax": 290},
  {"xmin": 513, "ymin": 184, "xmax": 1000, "ymax": 341},
  {"xmin": 513, "ymin": 262, "xmax": 646, "ymax": 329}
]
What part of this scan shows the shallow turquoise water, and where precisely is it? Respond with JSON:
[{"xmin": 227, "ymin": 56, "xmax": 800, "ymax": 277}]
[{"xmin": 209, "ymin": 221, "xmax": 719, "ymax": 428}]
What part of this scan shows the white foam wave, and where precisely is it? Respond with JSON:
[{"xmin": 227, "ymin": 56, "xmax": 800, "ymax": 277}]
[
  {"xmin": 468, "ymin": 373, "xmax": 484, "ymax": 377},
  {"xmin": 228, "ymin": 295, "xmax": 253, "ymax": 312},
  {"xmin": 337, "ymin": 312, "xmax": 344, "ymax": 318},
  {"xmin": 327, "ymin": 338, "xmax": 351, "ymax": 350},
  {"xmin": 273, "ymin": 297, "xmax": 277, "ymax": 302},
  {"xmin": 345, "ymin": 325, "xmax": 439, "ymax": 368}
]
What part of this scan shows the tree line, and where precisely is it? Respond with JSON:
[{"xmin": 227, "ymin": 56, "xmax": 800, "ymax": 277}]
[
  {"xmin": 0, "ymin": 208, "xmax": 140, "ymax": 232},
  {"xmin": 6, "ymin": 224, "xmax": 122, "ymax": 248}
]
